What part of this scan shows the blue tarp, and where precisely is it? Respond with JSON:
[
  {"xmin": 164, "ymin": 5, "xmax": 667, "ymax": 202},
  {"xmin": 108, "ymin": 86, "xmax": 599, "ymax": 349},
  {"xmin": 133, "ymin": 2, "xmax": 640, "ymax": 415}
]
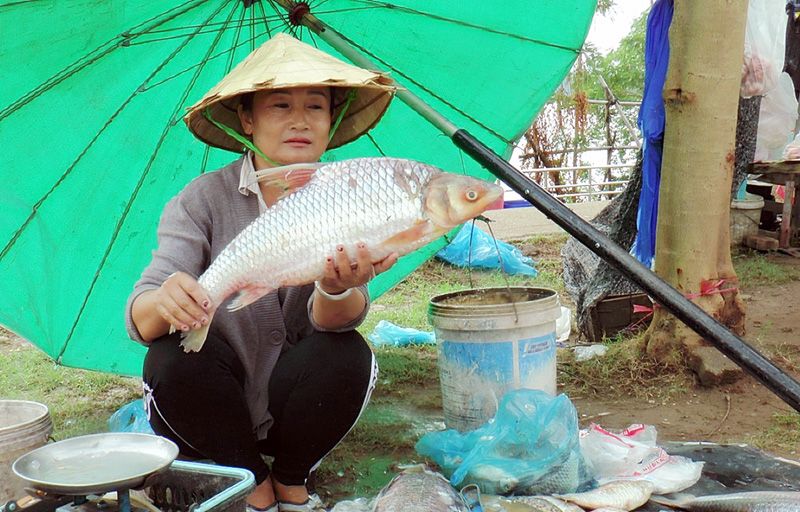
[{"xmin": 631, "ymin": 0, "xmax": 673, "ymax": 268}]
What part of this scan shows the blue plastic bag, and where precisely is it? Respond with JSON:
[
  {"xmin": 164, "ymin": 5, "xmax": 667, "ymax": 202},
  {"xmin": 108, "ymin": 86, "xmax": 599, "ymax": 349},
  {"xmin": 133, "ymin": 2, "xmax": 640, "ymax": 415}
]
[
  {"xmin": 367, "ymin": 320, "xmax": 436, "ymax": 347},
  {"xmin": 436, "ymin": 224, "xmax": 538, "ymax": 276},
  {"xmin": 415, "ymin": 389, "xmax": 592, "ymax": 495},
  {"xmin": 108, "ymin": 399, "xmax": 154, "ymax": 434}
]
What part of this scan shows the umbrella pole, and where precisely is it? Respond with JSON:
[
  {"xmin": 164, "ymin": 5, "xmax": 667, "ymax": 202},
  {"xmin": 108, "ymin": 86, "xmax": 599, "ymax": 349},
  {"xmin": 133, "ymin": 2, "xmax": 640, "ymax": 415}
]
[{"xmin": 287, "ymin": 16, "xmax": 800, "ymax": 412}]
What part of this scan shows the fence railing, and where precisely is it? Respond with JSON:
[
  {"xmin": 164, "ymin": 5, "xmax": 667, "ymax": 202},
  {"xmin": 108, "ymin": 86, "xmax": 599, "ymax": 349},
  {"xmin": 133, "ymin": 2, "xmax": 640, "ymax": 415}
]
[{"xmin": 512, "ymin": 94, "xmax": 642, "ymax": 203}]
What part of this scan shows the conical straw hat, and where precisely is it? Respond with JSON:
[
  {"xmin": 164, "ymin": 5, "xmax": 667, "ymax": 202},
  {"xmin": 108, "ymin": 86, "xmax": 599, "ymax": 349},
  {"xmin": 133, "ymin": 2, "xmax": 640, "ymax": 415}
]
[{"xmin": 184, "ymin": 33, "xmax": 396, "ymax": 151}]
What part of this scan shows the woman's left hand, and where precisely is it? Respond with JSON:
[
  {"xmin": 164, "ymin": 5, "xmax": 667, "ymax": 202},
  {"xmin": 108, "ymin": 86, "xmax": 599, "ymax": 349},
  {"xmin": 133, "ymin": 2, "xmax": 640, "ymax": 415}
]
[{"xmin": 317, "ymin": 242, "xmax": 398, "ymax": 294}]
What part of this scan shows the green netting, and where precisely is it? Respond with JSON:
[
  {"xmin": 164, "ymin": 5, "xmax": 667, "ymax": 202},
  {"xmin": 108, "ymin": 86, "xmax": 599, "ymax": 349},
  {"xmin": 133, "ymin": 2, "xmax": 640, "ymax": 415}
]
[{"xmin": 0, "ymin": 0, "xmax": 595, "ymax": 375}]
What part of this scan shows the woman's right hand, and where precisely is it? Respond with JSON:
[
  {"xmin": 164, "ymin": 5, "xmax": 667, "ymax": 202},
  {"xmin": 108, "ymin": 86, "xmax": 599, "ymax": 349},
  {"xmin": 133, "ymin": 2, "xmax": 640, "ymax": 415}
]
[{"xmin": 152, "ymin": 272, "xmax": 213, "ymax": 333}]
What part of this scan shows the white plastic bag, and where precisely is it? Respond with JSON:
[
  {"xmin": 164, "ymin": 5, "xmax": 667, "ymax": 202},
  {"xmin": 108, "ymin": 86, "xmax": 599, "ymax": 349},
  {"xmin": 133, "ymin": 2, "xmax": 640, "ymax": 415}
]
[
  {"xmin": 556, "ymin": 306, "xmax": 572, "ymax": 343},
  {"xmin": 784, "ymin": 131, "xmax": 800, "ymax": 160},
  {"xmin": 579, "ymin": 423, "xmax": 703, "ymax": 494},
  {"xmin": 755, "ymin": 73, "xmax": 799, "ymax": 161},
  {"xmin": 741, "ymin": 0, "xmax": 786, "ymax": 97}
]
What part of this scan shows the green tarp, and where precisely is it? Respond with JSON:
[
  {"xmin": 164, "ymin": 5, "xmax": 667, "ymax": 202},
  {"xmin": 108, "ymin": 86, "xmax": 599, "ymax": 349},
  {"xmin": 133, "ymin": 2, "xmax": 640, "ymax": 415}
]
[{"xmin": 0, "ymin": 0, "xmax": 595, "ymax": 375}]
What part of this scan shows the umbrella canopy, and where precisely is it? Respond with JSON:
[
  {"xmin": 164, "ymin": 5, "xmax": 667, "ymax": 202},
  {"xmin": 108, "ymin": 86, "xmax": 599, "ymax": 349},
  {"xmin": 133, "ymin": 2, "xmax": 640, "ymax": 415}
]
[{"xmin": 0, "ymin": 0, "xmax": 595, "ymax": 375}]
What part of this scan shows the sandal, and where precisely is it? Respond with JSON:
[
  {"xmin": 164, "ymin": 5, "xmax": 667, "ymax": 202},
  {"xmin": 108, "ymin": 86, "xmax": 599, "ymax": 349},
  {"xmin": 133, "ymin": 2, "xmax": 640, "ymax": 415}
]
[
  {"xmin": 279, "ymin": 499, "xmax": 318, "ymax": 512},
  {"xmin": 247, "ymin": 502, "xmax": 279, "ymax": 512}
]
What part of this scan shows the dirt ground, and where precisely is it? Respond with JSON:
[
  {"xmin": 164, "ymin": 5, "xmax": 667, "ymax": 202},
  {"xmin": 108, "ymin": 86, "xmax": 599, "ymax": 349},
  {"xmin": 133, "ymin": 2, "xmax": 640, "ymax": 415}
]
[
  {"xmin": 570, "ymin": 267, "xmax": 800, "ymax": 458},
  {"xmin": 532, "ymin": 245, "xmax": 800, "ymax": 460}
]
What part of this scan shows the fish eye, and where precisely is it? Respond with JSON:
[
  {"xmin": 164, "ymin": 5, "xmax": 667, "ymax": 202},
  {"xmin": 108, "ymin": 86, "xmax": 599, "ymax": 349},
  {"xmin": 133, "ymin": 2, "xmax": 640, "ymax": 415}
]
[{"xmin": 465, "ymin": 189, "xmax": 479, "ymax": 201}]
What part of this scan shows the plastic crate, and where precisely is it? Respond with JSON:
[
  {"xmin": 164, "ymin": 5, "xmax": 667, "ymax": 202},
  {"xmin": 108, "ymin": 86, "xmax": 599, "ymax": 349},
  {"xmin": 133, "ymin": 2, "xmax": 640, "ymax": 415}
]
[{"xmin": 146, "ymin": 461, "xmax": 254, "ymax": 512}]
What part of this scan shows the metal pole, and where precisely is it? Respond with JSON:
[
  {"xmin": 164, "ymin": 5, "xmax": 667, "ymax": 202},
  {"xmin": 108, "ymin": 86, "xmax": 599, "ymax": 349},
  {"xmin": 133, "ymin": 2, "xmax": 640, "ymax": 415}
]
[{"xmin": 280, "ymin": 10, "xmax": 800, "ymax": 413}]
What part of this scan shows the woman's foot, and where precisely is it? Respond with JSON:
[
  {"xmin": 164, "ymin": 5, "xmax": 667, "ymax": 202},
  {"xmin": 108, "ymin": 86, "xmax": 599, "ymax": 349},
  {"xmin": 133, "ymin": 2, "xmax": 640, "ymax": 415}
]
[
  {"xmin": 272, "ymin": 477, "xmax": 311, "ymax": 510},
  {"xmin": 247, "ymin": 477, "xmax": 277, "ymax": 510}
]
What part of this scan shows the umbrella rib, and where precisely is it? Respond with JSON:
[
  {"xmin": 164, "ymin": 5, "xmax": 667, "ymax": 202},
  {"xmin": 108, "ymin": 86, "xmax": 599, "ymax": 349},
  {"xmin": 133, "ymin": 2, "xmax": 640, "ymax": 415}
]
[
  {"xmin": 227, "ymin": 1, "xmax": 248, "ymax": 71},
  {"xmin": 124, "ymin": 19, "xmax": 285, "ymax": 45},
  {"xmin": 256, "ymin": 0, "xmax": 274, "ymax": 37},
  {"xmin": 126, "ymin": 14, "xmax": 283, "ymax": 36},
  {"xmin": 250, "ymin": 0, "xmax": 255, "ymax": 51},
  {"xmin": 0, "ymin": 0, "xmax": 45, "ymax": 7},
  {"xmin": 311, "ymin": 6, "xmax": 384, "ymax": 16},
  {"xmin": 264, "ymin": 0, "xmax": 292, "ymax": 33},
  {"xmin": 0, "ymin": 0, "xmax": 209, "ymax": 121},
  {"xmin": 54, "ymin": 0, "xmax": 236, "ymax": 362},
  {"xmin": 140, "ymin": 28, "xmax": 271, "ymax": 92},
  {"xmin": 334, "ymin": 30, "xmax": 513, "ymax": 146},
  {"xmin": 355, "ymin": 0, "xmax": 582, "ymax": 54},
  {"xmin": 365, "ymin": 133, "xmax": 387, "ymax": 156}
]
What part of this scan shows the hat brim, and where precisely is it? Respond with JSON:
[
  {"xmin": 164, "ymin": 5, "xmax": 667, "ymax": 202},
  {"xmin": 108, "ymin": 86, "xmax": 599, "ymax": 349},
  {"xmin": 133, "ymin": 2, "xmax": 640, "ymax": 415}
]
[{"xmin": 184, "ymin": 80, "xmax": 395, "ymax": 152}]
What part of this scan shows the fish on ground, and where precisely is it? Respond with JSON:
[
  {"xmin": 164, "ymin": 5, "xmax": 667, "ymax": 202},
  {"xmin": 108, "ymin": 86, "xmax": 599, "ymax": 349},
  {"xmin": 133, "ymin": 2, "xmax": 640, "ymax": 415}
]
[
  {"xmin": 179, "ymin": 157, "xmax": 502, "ymax": 352},
  {"xmin": 553, "ymin": 480, "xmax": 655, "ymax": 511},
  {"xmin": 490, "ymin": 495, "xmax": 582, "ymax": 512},
  {"xmin": 372, "ymin": 465, "xmax": 470, "ymax": 512},
  {"xmin": 649, "ymin": 491, "xmax": 800, "ymax": 512}
]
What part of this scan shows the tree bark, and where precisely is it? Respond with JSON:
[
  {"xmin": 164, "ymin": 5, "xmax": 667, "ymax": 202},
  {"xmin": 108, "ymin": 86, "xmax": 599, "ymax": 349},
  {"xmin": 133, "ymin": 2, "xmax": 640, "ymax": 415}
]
[{"xmin": 644, "ymin": 0, "xmax": 748, "ymax": 360}]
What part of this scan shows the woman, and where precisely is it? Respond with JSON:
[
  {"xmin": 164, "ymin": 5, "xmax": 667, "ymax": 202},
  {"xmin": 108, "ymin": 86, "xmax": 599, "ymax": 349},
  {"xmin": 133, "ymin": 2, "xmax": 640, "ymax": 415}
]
[{"xmin": 125, "ymin": 33, "xmax": 396, "ymax": 512}]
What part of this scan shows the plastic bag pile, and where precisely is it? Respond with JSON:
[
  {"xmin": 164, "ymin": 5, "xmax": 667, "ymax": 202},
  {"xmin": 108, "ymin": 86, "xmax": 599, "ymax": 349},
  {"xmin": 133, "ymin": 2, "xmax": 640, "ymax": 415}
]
[{"xmin": 416, "ymin": 389, "xmax": 592, "ymax": 495}]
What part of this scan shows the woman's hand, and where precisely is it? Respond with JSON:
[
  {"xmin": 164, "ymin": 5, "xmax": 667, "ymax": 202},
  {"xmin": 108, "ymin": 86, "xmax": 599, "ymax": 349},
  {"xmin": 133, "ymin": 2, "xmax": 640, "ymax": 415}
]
[
  {"xmin": 316, "ymin": 242, "xmax": 399, "ymax": 294},
  {"xmin": 311, "ymin": 243, "xmax": 398, "ymax": 330},
  {"xmin": 152, "ymin": 272, "xmax": 213, "ymax": 333}
]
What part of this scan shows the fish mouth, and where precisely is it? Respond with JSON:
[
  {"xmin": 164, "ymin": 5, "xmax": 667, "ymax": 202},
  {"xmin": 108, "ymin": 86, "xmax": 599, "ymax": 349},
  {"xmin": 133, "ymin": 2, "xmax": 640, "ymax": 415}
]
[{"xmin": 486, "ymin": 183, "xmax": 504, "ymax": 203}]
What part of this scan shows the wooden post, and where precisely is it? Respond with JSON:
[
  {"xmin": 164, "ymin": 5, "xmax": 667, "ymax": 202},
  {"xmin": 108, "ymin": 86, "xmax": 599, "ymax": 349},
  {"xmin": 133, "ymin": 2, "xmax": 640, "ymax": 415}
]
[{"xmin": 781, "ymin": 180, "xmax": 796, "ymax": 248}]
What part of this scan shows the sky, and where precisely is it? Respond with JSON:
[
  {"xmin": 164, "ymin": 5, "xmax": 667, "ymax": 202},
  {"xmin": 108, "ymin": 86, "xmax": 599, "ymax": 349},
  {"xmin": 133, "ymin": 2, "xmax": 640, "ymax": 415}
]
[{"xmin": 586, "ymin": 0, "xmax": 652, "ymax": 55}]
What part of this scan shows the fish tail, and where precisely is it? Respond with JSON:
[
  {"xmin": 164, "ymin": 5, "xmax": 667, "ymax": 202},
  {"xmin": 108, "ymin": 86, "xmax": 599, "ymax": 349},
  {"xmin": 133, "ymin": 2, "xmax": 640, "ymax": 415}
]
[{"xmin": 180, "ymin": 319, "xmax": 212, "ymax": 353}]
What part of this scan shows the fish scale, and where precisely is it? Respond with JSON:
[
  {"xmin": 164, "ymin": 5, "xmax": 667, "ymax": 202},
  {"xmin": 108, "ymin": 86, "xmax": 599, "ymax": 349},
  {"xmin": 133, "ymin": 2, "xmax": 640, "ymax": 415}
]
[{"xmin": 180, "ymin": 157, "xmax": 502, "ymax": 352}]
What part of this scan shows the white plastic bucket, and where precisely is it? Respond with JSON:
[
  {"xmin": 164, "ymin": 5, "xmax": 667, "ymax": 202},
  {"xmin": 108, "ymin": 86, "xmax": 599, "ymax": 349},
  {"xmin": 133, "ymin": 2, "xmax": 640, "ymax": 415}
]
[
  {"xmin": 1, "ymin": 400, "xmax": 53, "ymax": 501},
  {"xmin": 428, "ymin": 287, "xmax": 561, "ymax": 432},
  {"xmin": 730, "ymin": 194, "xmax": 764, "ymax": 246}
]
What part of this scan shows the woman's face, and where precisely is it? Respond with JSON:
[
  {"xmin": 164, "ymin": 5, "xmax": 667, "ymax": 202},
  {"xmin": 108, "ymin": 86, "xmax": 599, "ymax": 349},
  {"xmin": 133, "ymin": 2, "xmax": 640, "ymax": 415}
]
[{"xmin": 238, "ymin": 86, "xmax": 332, "ymax": 168}]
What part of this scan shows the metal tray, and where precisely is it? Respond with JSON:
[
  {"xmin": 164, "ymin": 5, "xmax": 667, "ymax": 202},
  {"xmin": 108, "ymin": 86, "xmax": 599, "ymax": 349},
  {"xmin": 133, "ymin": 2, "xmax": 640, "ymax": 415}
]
[{"xmin": 12, "ymin": 432, "xmax": 179, "ymax": 495}]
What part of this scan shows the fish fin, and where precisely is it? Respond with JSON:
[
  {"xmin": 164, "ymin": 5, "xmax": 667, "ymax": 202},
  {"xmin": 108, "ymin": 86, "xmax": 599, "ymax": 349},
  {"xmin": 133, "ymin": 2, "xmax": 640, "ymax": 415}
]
[
  {"xmin": 227, "ymin": 283, "xmax": 274, "ymax": 312},
  {"xmin": 648, "ymin": 494, "xmax": 693, "ymax": 509},
  {"xmin": 180, "ymin": 322, "xmax": 211, "ymax": 353},
  {"xmin": 379, "ymin": 220, "xmax": 441, "ymax": 253},
  {"xmin": 254, "ymin": 163, "xmax": 323, "ymax": 201}
]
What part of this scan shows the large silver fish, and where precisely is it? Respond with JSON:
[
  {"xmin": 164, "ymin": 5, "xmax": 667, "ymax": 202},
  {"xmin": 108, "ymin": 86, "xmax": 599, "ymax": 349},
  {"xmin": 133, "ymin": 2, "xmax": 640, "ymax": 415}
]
[
  {"xmin": 180, "ymin": 157, "xmax": 502, "ymax": 352},
  {"xmin": 553, "ymin": 480, "xmax": 655, "ymax": 510},
  {"xmin": 650, "ymin": 491, "xmax": 800, "ymax": 511},
  {"xmin": 372, "ymin": 465, "xmax": 469, "ymax": 512}
]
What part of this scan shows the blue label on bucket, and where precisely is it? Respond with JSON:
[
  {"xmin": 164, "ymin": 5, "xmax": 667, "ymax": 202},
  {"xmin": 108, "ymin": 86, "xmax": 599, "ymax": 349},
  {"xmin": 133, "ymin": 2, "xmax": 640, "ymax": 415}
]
[
  {"xmin": 439, "ymin": 334, "xmax": 556, "ymax": 390},
  {"xmin": 519, "ymin": 334, "xmax": 556, "ymax": 376},
  {"xmin": 440, "ymin": 340, "xmax": 514, "ymax": 380}
]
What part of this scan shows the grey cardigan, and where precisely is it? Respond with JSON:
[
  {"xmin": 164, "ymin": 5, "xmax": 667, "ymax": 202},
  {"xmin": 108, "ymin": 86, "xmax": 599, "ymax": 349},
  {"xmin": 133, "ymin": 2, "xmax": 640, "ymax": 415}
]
[{"xmin": 125, "ymin": 156, "xmax": 369, "ymax": 439}]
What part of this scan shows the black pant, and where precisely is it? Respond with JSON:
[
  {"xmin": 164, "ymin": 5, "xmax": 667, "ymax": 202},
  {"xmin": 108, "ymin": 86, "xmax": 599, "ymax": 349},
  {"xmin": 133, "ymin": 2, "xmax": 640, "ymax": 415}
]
[{"xmin": 142, "ymin": 330, "xmax": 376, "ymax": 486}]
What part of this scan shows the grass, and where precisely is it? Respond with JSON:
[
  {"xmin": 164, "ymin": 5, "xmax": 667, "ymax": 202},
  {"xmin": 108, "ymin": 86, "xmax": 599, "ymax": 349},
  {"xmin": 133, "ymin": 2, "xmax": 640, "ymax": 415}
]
[
  {"xmin": 733, "ymin": 251, "xmax": 800, "ymax": 287},
  {"xmin": 745, "ymin": 411, "xmax": 800, "ymax": 456},
  {"xmin": 0, "ymin": 334, "xmax": 140, "ymax": 440},
  {"xmin": 557, "ymin": 335, "xmax": 692, "ymax": 402}
]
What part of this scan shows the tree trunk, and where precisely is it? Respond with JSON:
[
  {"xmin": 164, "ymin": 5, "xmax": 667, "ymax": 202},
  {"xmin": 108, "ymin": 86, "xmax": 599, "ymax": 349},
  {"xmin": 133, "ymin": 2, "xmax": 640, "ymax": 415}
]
[{"xmin": 644, "ymin": 0, "xmax": 748, "ymax": 360}]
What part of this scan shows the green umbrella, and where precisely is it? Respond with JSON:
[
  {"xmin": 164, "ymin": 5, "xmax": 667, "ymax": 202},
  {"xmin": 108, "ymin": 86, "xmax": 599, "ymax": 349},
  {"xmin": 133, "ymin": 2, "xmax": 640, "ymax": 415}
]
[{"xmin": 0, "ymin": 0, "xmax": 595, "ymax": 375}]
